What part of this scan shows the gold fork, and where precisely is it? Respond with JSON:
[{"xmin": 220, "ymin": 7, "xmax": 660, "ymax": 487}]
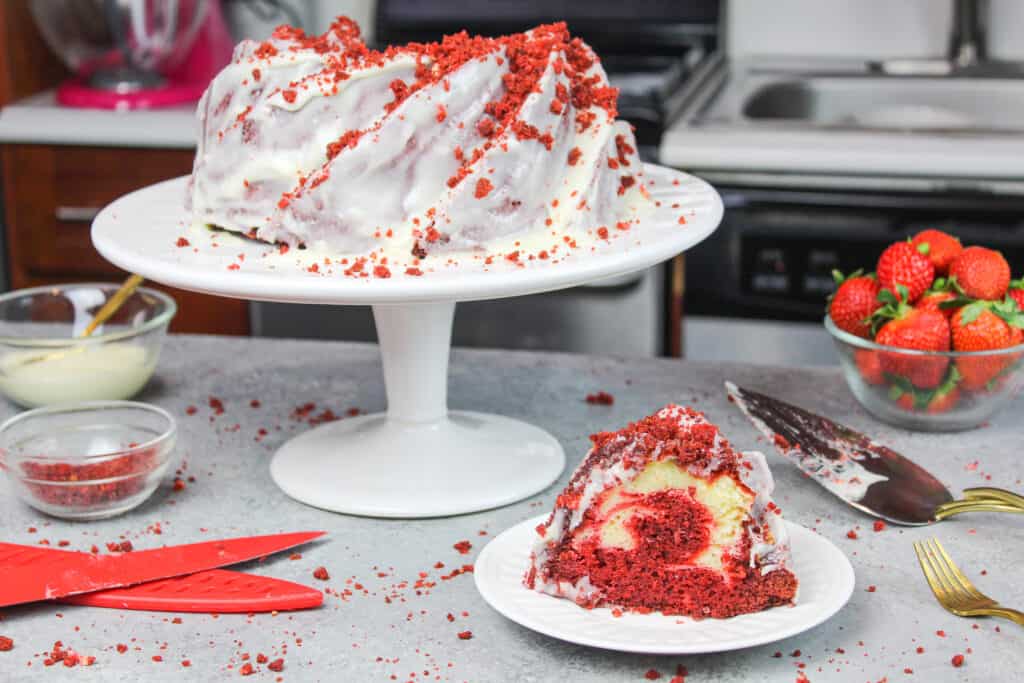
[{"xmin": 913, "ymin": 538, "xmax": 1024, "ymax": 626}]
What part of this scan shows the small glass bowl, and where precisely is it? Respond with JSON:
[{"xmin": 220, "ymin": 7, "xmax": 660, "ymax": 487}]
[
  {"xmin": 0, "ymin": 283, "xmax": 176, "ymax": 408},
  {"xmin": 825, "ymin": 316, "xmax": 1024, "ymax": 431},
  {"xmin": 0, "ymin": 401, "xmax": 177, "ymax": 520}
]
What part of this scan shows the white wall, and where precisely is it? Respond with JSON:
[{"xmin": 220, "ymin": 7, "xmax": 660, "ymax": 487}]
[
  {"xmin": 726, "ymin": 0, "xmax": 952, "ymax": 59},
  {"xmin": 988, "ymin": 0, "xmax": 1024, "ymax": 60},
  {"xmin": 309, "ymin": 0, "xmax": 377, "ymax": 42}
]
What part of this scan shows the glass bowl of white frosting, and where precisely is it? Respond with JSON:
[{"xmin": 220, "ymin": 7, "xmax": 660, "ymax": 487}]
[{"xmin": 0, "ymin": 283, "xmax": 176, "ymax": 408}]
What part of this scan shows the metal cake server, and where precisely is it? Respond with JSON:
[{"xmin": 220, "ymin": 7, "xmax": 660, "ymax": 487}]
[{"xmin": 725, "ymin": 382, "xmax": 1024, "ymax": 526}]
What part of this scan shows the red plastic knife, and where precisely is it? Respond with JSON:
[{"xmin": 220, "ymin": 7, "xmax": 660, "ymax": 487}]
[
  {"xmin": 0, "ymin": 531, "xmax": 324, "ymax": 608},
  {"xmin": 60, "ymin": 569, "xmax": 323, "ymax": 613}
]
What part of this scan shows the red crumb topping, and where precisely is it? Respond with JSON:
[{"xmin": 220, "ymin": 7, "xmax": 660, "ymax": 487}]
[
  {"xmin": 585, "ymin": 391, "xmax": 615, "ymax": 405},
  {"xmin": 597, "ymin": 227, "xmax": 609, "ymax": 239},
  {"xmin": 615, "ymin": 134, "xmax": 635, "ymax": 166},
  {"xmin": 456, "ymin": 631, "xmax": 473, "ymax": 640},
  {"xmin": 240, "ymin": 662, "xmax": 254, "ymax": 675},
  {"xmin": 313, "ymin": 566, "xmax": 330, "ymax": 581},
  {"xmin": 453, "ymin": 540, "xmax": 473, "ymax": 555},
  {"xmin": 0, "ymin": 636, "xmax": 12, "ymax": 651},
  {"xmin": 474, "ymin": 178, "xmax": 494, "ymax": 199},
  {"xmin": 951, "ymin": 654, "xmax": 964, "ymax": 667},
  {"xmin": 568, "ymin": 147, "xmax": 582, "ymax": 165},
  {"xmin": 268, "ymin": 658, "xmax": 284, "ymax": 672},
  {"xmin": 873, "ymin": 520, "xmax": 886, "ymax": 532},
  {"xmin": 645, "ymin": 670, "xmax": 661, "ymax": 680},
  {"xmin": 176, "ymin": 237, "xmax": 190, "ymax": 247},
  {"xmin": 249, "ymin": 21, "xmax": 625, "ymax": 258},
  {"xmin": 847, "ymin": 529, "xmax": 859, "ymax": 540}
]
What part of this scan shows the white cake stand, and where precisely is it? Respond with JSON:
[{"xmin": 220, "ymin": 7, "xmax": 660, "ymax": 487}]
[{"xmin": 91, "ymin": 164, "xmax": 722, "ymax": 518}]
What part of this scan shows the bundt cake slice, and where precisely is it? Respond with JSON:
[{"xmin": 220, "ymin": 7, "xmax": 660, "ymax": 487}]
[{"xmin": 526, "ymin": 405, "xmax": 797, "ymax": 618}]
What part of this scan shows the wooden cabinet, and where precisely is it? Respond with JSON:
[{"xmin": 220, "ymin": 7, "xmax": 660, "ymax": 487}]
[
  {"xmin": 0, "ymin": 3, "xmax": 249, "ymax": 335},
  {"xmin": 1, "ymin": 143, "xmax": 250, "ymax": 335}
]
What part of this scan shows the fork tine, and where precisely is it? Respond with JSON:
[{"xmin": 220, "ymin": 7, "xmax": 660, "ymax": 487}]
[
  {"xmin": 925, "ymin": 539, "xmax": 971, "ymax": 609},
  {"xmin": 932, "ymin": 538, "xmax": 988, "ymax": 603},
  {"xmin": 913, "ymin": 541, "xmax": 948, "ymax": 605},
  {"xmin": 921, "ymin": 539, "xmax": 964, "ymax": 608}
]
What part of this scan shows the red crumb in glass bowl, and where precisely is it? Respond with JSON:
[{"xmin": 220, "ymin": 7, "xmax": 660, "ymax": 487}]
[{"xmin": 17, "ymin": 446, "xmax": 161, "ymax": 510}]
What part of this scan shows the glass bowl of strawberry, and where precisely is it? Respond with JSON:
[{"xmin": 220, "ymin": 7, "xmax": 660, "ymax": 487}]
[
  {"xmin": 0, "ymin": 401, "xmax": 177, "ymax": 519},
  {"xmin": 826, "ymin": 230, "xmax": 1024, "ymax": 431}
]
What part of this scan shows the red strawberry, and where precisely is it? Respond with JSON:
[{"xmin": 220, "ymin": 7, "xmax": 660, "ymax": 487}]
[
  {"xmin": 925, "ymin": 368, "xmax": 962, "ymax": 414},
  {"xmin": 910, "ymin": 229, "xmax": 962, "ymax": 275},
  {"xmin": 876, "ymin": 242, "xmax": 934, "ymax": 303},
  {"xmin": 894, "ymin": 390, "xmax": 917, "ymax": 412},
  {"xmin": 828, "ymin": 271, "xmax": 880, "ymax": 338},
  {"xmin": 875, "ymin": 302, "xmax": 950, "ymax": 389},
  {"xmin": 949, "ymin": 247, "xmax": 1010, "ymax": 301},
  {"xmin": 951, "ymin": 303, "xmax": 1019, "ymax": 390},
  {"xmin": 854, "ymin": 349, "xmax": 885, "ymax": 385},
  {"xmin": 926, "ymin": 386, "xmax": 961, "ymax": 414},
  {"xmin": 916, "ymin": 290, "xmax": 958, "ymax": 320},
  {"xmin": 1009, "ymin": 279, "xmax": 1024, "ymax": 312}
]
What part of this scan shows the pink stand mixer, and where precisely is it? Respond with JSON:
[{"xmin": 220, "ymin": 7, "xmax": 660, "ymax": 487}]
[{"xmin": 29, "ymin": 0, "xmax": 234, "ymax": 109}]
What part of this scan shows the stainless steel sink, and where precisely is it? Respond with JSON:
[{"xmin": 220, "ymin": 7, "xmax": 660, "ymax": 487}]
[
  {"xmin": 667, "ymin": 55, "xmax": 1024, "ymax": 136},
  {"xmin": 742, "ymin": 77, "xmax": 1024, "ymax": 132}
]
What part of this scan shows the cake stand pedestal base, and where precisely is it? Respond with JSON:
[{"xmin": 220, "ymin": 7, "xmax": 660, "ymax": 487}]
[{"xmin": 269, "ymin": 302, "xmax": 566, "ymax": 517}]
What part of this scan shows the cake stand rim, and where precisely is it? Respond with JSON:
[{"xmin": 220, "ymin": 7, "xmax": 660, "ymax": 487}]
[{"xmin": 90, "ymin": 163, "xmax": 723, "ymax": 305}]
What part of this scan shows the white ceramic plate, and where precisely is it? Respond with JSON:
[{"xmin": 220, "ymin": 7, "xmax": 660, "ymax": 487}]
[
  {"xmin": 90, "ymin": 164, "xmax": 722, "ymax": 305},
  {"xmin": 475, "ymin": 514, "xmax": 855, "ymax": 654}
]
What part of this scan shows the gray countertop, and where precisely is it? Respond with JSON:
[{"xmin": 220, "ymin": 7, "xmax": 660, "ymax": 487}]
[{"xmin": 0, "ymin": 335, "xmax": 1020, "ymax": 682}]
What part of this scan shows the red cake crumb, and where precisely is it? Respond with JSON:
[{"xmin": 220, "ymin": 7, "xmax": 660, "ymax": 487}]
[
  {"xmin": 873, "ymin": 520, "xmax": 886, "ymax": 532},
  {"xmin": 313, "ymin": 566, "xmax": 330, "ymax": 581},
  {"xmin": 568, "ymin": 147, "xmax": 582, "ymax": 166},
  {"xmin": 644, "ymin": 669, "xmax": 661, "ymax": 680},
  {"xmin": 182, "ymin": 660, "xmax": 191, "ymax": 667},
  {"xmin": 951, "ymin": 654, "xmax": 964, "ymax": 667},
  {"xmin": 0, "ymin": 636, "xmax": 12, "ymax": 651},
  {"xmin": 453, "ymin": 540, "xmax": 473, "ymax": 555},
  {"xmin": 585, "ymin": 391, "xmax": 614, "ymax": 405},
  {"xmin": 116, "ymin": 644, "xmax": 128, "ymax": 654},
  {"xmin": 268, "ymin": 658, "xmax": 285, "ymax": 672},
  {"xmin": 456, "ymin": 631, "xmax": 473, "ymax": 640},
  {"xmin": 176, "ymin": 237, "xmax": 190, "ymax": 247},
  {"xmin": 240, "ymin": 662, "xmax": 255, "ymax": 675},
  {"xmin": 474, "ymin": 178, "xmax": 494, "ymax": 199},
  {"xmin": 846, "ymin": 529, "xmax": 859, "ymax": 540}
]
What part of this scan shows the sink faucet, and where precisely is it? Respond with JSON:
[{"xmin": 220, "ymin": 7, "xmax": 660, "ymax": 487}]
[
  {"xmin": 872, "ymin": 0, "xmax": 1021, "ymax": 77},
  {"xmin": 950, "ymin": 0, "xmax": 984, "ymax": 69}
]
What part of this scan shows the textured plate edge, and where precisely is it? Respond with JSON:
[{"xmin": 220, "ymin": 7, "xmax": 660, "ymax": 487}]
[{"xmin": 473, "ymin": 514, "xmax": 855, "ymax": 655}]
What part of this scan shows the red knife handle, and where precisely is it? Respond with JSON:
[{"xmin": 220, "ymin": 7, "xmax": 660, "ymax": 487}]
[{"xmin": 60, "ymin": 569, "xmax": 323, "ymax": 613}]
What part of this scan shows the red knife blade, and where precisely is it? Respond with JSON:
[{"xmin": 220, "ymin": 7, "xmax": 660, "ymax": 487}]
[
  {"xmin": 0, "ymin": 531, "xmax": 324, "ymax": 608},
  {"xmin": 60, "ymin": 569, "xmax": 323, "ymax": 613}
]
